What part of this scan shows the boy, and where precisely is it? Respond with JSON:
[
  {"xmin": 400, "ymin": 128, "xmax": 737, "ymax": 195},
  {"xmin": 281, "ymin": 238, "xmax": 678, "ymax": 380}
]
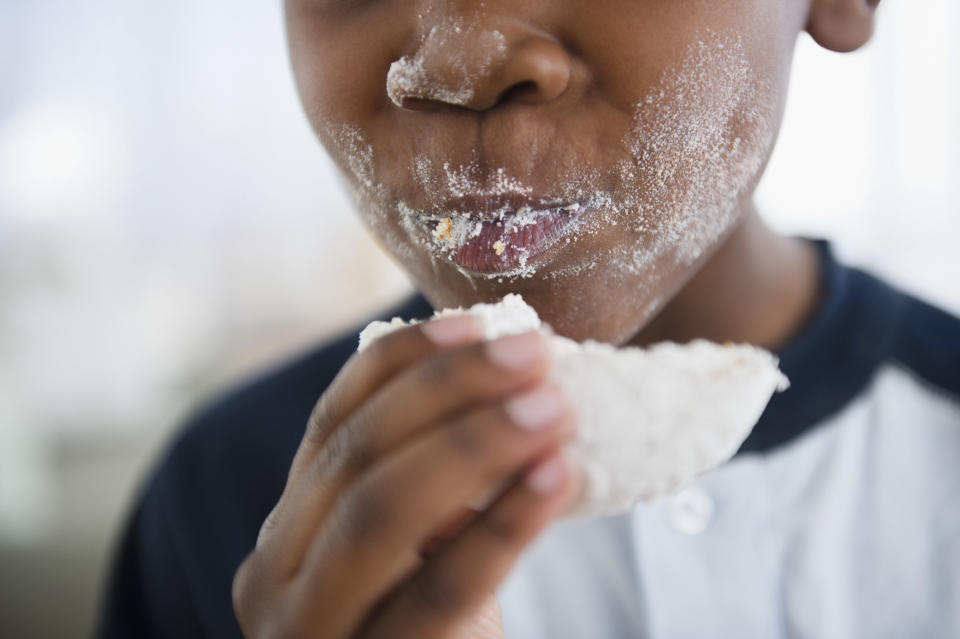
[{"xmin": 97, "ymin": 0, "xmax": 960, "ymax": 637}]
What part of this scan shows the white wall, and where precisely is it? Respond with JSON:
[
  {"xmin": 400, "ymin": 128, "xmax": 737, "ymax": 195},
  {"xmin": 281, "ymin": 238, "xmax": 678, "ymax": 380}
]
[{"xmin": 758, "ymin": 0, "xmax": 960, "ymax": 313}]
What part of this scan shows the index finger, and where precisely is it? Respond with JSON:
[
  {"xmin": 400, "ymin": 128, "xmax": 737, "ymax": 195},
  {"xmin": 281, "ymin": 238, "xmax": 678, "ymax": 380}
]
[{"xmin": 289, "ymin": 314, "xmax": 483, "ymax": 481}]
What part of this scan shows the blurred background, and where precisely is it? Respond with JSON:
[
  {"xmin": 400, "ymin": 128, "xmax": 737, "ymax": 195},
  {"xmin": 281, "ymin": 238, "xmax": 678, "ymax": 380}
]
[{"xmin": 0, "ymin": 1, "xmax": 957, "ymax": 637}]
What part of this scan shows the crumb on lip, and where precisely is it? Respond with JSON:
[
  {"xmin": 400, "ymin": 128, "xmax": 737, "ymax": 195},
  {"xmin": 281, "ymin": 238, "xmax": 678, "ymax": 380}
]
[
  {"xmin": 432, "ymin": 217, "xmax": 453, "ymax": 241},
  {"xmin": 493, "ymin": 240, "xmax": 506, "ymax": 255}
]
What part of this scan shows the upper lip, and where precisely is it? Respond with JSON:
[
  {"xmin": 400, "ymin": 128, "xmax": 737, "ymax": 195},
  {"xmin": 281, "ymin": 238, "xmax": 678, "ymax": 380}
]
[{"xmin": 434, "ymin": 194, "xmax": 572, "ymax": 221}]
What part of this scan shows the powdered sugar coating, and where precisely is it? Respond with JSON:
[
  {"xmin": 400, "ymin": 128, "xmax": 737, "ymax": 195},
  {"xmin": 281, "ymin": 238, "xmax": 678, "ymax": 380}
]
[
  {"xmin": 358, "ymin": 294, "xmax": 789, "ymax": 518},
  {"xmin": 552, "ymin": 337, "xmax": 787, "ymax": 517},
  {"xmin": 351, "ymin": 31, "xmax": 778, "ymax": 337},
  {"xmin": 387, "ymin": 19, "xmax": 507, "ymax": 108},
  {"xmin": 321, "ymin": 31, "xmax": 777, "ymax": 321}
]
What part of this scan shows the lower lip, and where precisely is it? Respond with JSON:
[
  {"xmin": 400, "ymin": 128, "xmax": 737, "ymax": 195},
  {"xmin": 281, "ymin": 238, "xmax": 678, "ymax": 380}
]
[{"xmin": 426, "ymin": 205, "xmax": 586, "ymax": 274}]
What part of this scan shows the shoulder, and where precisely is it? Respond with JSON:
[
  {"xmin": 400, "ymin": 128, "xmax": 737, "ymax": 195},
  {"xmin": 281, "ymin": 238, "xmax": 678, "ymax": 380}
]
[
  {"xmin": 886, "ymin": 287, "xmax": 960, "ymax": 402},
  {"xmin": 156, "ymin": 292, "xmax": 435, "ymax": 527},
  {"xmin": 742, "ymin": 240, "xmax": 960, "ymax": 454},
  {"xmin": 140, "ymin": 296, "xmax": 429, "ymax": 603},
  {"xmin": 843, "ymin": 262, "xmax": 960, "ymax": 406},
  {"xmin": 96, "ymin": 292, "xmax": 434, "ymax": 636}
]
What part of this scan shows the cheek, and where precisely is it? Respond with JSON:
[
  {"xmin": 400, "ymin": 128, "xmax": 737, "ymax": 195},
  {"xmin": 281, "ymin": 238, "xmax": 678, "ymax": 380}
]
[
  {"xmin": 286, "ymin": 4, "xmax": 408, "ymax": 150},
  {"xmin": 314, "ymin": 122, "xmax": 441, "ymax": 285},
  {"xmin": 522, "ymin": 32, "xmax": 780, "ymax": 342},
  {"xmin": 545, "ymin": 31, "xmax": 779, "ymax": 286},
  {"xmin": 286, "ymin": 17, "xmax": 406, "ymax": 247},
  {"xmin": 623, "ymin": 34, "xmax": 778, "ymax": 266},
  {"xmin": 290, "ymin": 49, "xmax": 381, "ymax": 144}
]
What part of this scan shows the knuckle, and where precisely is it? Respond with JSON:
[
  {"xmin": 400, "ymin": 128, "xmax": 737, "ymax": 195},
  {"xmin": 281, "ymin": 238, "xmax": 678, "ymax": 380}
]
[
  {"xmin": 344, "ymin": 411, "xmax": 378, "ymax": 471},
  {"xmin": 305, "ymin": 393, "xmax": 336, "ymax": 446},
  {"xmin": 304, "ymin": 450, "xmax": 339, "ymax": 498},
  {"xmin": 482, "ymin": 507, "xmax": 525, "ymax": 544},
  {"xmin": 304, "ymin": 454, "xmax": 342, "ymax": 503},
  {"xmin": 447, "ymin": 415, "xmax": 490, "ymax": 458},
  {"xmin": 338, "ymin": 480, "xmax": 393, "ymax": 542},
  {"xmin": 408, "ymin": 569, "xmax": 466, "ymax": 618},
  {"xmin": 417, "ymin": 350, "xmax": 457, "ymax": 388},
  {"xmin": 322, "ymin": 412, "xmax": 376, "ymax": 475},
  {"xmin": 418, "ymin": 348, "xmax": 487, "ymax": 400}
]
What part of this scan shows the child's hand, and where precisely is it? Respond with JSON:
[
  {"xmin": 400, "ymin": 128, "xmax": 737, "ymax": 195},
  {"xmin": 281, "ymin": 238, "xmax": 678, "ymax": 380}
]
[{"xmin": 232, "ymin": 315, "xmax": 580, "ymax": 639}]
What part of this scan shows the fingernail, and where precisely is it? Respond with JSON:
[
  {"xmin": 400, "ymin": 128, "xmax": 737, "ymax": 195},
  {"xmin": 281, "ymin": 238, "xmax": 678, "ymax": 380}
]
[
  {"xmin": 526, "ymin": 454, "xmax": 566, "ymax": 495},
  {"xmin": 486, "ymin": 331, "xmax": 544, "ymax": 369},
  {"xmin": 505, "ymin": 385, "xmax": 563, "ymax": 430},
  {"xmin": 421, "ymin": 315, "xmax": 480, "ymax": 346}
]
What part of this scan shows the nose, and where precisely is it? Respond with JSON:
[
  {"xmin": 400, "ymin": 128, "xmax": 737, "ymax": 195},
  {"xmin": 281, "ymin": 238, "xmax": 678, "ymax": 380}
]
[{"xmin": 387, "ymin": 19, "xmax": 572, "ymax": 112}]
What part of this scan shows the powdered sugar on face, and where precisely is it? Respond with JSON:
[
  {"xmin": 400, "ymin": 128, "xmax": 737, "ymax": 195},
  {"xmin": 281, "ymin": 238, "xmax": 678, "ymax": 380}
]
[
  {"xmin": 607, "ymin": 35, "xmax": 776, "ymax": 274},
  {"xmin": 323, "ymin": 31, "xmax": 777, "ymax": 306},
  {"xmin": 391, "ymin": 34, "xmax": 774, "ymax": 285},
  {"xmin": 529, "ymin": 33, "xmax": 778, "ymax": 286}
]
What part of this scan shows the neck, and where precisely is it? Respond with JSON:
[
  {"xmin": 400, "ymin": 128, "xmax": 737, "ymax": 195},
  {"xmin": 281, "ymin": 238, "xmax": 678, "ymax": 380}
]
[{"xmin": 629, "ymin": 206, "xmax": 821, "ymax": 350}]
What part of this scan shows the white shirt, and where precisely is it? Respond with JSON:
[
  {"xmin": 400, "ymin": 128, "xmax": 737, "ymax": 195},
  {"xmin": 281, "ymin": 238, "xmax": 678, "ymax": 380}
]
[
  {"xmin": 498, "ymin": 242, "xmax": 960, "ymax": 638},
  {"xmin": 499, "ymin": 365, "xmax": 960, "ymax": 638}
]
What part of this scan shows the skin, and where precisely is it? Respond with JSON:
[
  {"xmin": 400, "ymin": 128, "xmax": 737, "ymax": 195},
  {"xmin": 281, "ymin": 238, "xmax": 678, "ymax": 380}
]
[{"xmin": 233, "ymin": 0, "xmax": 880, "ymax": 637}]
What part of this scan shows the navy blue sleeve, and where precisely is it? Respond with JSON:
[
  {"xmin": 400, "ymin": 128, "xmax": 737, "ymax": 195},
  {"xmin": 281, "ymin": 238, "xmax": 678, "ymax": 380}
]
[
  {"xmin": 890, "ymin": 293, "xmax": 960, "ymax": 400},
  {"xmin": 92, "ymin": 294, "xmax": 433, "ymax": 638},
  {"xmin": 92, "ymin": 346, "xmax": 346, "ymax": 639},
  {"xmin": 94, "ymin": 476, "xmax": 209, "ymax": 638}
]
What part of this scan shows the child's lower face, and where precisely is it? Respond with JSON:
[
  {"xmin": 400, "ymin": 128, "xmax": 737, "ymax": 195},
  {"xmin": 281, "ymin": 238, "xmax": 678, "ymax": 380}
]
[{"xmin": 285, "ymin": 0, "xmax": 803, "ymax": 344}]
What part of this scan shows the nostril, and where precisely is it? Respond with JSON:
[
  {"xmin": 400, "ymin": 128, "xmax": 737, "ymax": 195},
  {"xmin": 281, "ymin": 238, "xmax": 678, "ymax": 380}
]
[
  {"xmin": 399, "ymin": 96, "xmax": 438, "ymax": 112},
  {"xmin": 487, "ymin": 39, "xmax": 571, "ymax": 107},
  {"xmin": 387, "ymin": 21, "xmax": 571, "ymax": 112},
  {"xmin": 495, "ymin": 81, "xmax": 539, "ymax": 106}
]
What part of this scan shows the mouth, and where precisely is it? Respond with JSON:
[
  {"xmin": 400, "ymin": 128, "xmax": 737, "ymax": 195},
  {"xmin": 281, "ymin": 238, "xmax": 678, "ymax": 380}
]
[{"xmin": 400, "ymin": 195, "xmax": 592, "ymax": 276}]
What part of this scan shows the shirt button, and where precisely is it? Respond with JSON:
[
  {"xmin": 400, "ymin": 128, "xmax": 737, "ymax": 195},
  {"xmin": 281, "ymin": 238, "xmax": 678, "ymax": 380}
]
[{"xmin": 666, "ymin": 485, "xmax": 715, "ymax": 535}]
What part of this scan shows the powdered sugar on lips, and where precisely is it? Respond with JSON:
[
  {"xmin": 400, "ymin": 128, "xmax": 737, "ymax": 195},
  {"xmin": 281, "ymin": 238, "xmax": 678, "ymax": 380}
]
[
  {"xmin": 397, "ymin": 157, "xmax": 616, "ymax": 280},
  {"xmin": 399, "ymin": 198, "xmax": 589, "ymax": 276}
]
